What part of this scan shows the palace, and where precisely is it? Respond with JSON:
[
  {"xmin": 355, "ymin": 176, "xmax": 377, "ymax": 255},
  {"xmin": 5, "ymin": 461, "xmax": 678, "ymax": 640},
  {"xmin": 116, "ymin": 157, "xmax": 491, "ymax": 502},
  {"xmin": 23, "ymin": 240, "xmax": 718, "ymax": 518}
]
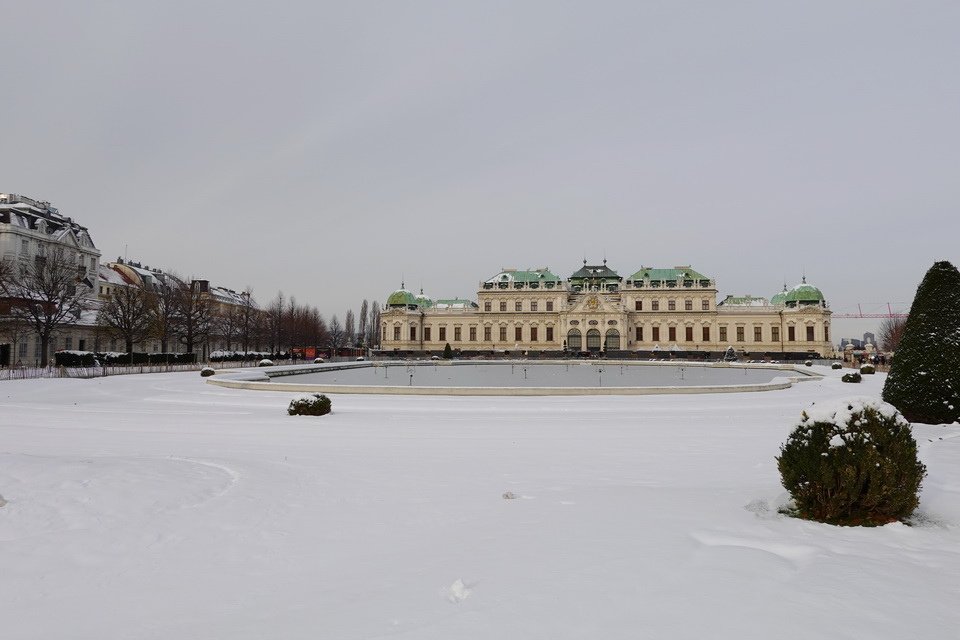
[{"xmin": 379, "ymin": 261, "xmax": 832, "ymax": 358}]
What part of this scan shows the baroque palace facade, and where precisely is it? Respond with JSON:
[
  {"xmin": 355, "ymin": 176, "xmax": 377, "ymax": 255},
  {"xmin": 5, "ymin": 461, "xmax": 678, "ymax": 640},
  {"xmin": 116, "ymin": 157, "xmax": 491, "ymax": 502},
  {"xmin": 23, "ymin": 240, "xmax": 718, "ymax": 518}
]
[{"xmin": 379, "ymin": 261, "xmax": 833, "ymax": 358}]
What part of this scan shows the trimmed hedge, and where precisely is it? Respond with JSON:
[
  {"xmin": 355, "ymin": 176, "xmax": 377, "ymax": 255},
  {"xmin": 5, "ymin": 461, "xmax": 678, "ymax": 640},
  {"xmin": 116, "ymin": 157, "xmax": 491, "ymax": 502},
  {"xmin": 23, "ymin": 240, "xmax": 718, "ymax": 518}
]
[
  {"xmin": 860, "ymin": 364, "xmax": 876, "ymax": 374},
  {"xmin": 842, "ymin": 372, "xmax": 862, "ymax": 383},
  {"xmin": 200, "ymin": 367, "xmax": 215, "ymax": 377},
  {"xmin": 777, "ymin": 398, "xmax": 926, "ymax": 526},
  {"xmin": 54, "ymin": 351, "xmax": 197, "ymax": 367},
  {"xmin": 831, "ymin": 362, "xmax": 843, "ymax": 370},
  {"xmin": 288, "ymin": 393, "xmax": 332, "ymax": 416}
]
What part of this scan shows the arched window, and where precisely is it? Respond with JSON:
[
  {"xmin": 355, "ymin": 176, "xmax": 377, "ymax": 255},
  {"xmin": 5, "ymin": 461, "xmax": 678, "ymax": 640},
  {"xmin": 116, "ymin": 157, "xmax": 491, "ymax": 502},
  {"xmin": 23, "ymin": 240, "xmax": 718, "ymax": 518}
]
[
  {"xmin": 567, "ymin": 328, "xmax": 582, "ymax": 351},
  {"xmin": 586, "ymin": 329, "xmax": 602, "ymax": 351},
  {"xmin": 605, "ymin": 329, "xmax": 620, "ymax": 351}
]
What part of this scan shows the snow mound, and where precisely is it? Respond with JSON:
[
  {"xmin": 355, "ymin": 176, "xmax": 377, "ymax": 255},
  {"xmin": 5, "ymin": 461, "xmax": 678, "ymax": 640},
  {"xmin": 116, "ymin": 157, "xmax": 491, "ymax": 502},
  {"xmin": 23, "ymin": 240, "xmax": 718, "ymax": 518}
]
[{"xmin": 444, "ymin": 579, "xmax": 472, "ymax": 603}]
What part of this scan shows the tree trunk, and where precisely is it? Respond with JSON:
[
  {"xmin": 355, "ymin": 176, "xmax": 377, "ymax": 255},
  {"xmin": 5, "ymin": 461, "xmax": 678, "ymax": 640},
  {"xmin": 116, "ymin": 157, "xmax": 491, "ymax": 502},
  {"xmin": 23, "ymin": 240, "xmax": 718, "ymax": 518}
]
[{"xmin": 40, "ymin": 335, "xmax": 50, "ymax": 367}]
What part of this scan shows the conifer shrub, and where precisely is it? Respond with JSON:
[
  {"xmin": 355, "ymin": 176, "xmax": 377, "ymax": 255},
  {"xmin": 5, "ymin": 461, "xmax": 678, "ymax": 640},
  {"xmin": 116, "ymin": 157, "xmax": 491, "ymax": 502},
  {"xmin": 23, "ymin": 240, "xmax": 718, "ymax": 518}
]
[
  {"xmin": 258, "ymin": 359, "xmax": 274, "ymax": 367},
  {"xmin": 860, "ymin": 364, "xmax": 876, "ymax": 374},
  {"xmin": 804, "ymin": 360, "xmax": 813, "ymax": 367},
  {"xmin": 200, "ymin": 367, "xmax": 215, "ymax": 377},
  {"xmin": 883, "ymin": 261, "xmax": 960, "ymax": 424},
  {"xmin": 841, "ymin": 372, "xmax": 862, "ymax": 383},
  {"xmin": 777, "ymin": 398, "xmax": 926, "ymax": 526},
  {"xmin": 287, "ymin": 393, "xmax": 332, "ymax": 416},
  {"xmin": 443, "ymin": 343, "xmax": 453, "ymax": 359},
  {"xmin": 313, "ymin": 357, "xmax": 325, "ymax": 364},
  {"xmin": 831, "ymin": 362, "xmax": 843, "ymax": 370}
]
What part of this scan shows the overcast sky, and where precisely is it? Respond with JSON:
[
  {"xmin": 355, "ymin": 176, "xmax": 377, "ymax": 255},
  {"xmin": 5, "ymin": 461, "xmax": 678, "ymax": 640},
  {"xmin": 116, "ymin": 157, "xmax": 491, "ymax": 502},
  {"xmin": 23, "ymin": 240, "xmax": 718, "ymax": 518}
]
[{"xmin": 3, "ymin": 1, "xmax": 958, "ymax": 339}]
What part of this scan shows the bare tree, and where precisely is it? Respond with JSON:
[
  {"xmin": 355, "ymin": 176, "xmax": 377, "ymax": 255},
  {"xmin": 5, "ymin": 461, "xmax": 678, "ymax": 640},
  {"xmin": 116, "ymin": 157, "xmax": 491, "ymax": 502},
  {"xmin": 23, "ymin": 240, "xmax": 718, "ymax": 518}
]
[
  {"xmin": 878, "ymin": 316, "xmax": 908, "ymax": 352},
  {"xmin": 148, "ymin": 279, "xmax": 179, "ymax": 353},
  {"xmin": 345, "ymin": 309, "xmax": 356, "ymax": 346},
  {"xmin": 1, "ymin": 247, "xmax": 93, "ymax": 366},
  {"xmin": 358, "ymin": 299, "xmax": 368, "ymax": 346},
  {"xmin": 174, "ymin": 281, "xmax": 212, "ymax": 356},
  {"xmin": 239, "ymin": 287, "xmax": 257, "ymax": 353},
  {"xmin": 327, "ymin": 314, "xmax": 346, "ymax": 353},
  {"xmin": 367, "ymin": 301, "xmax": 381, "ymax": 348},
  {"xmin": 98, "ymin": 282, "xmax": 153, "ymax": 359},
  {"xmin": 267, "ymin": 292, "xmax": 285, "ymax": 354}
]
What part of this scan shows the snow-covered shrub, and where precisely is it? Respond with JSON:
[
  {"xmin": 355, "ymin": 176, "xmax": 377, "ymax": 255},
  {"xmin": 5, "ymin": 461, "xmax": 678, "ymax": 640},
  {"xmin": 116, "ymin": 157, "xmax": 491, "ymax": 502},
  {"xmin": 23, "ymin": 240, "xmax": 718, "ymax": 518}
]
[
  {"xmin": 883, "ymin": 261, "xmax": 960, "ymax": 424},
  {"xmin": 776, "ymin": 398, "xmax": 926, "ymax": 526},
  {"xmin": 841, "ymin": 372, "xmax": 862, "ymax": 383},
  {"xmin": 831, "ymin": 362, "xmax": 843, "ymax": 370},
  {"xmin": 804, "ymin": 360, "xmax": 813, "ymax": 367},
  {"xmin": 313, "ymin": 357, "xmax": 325, "ymax": 364},
  {"xmin": 287, "ymin": 393, "xmax": 331, "ymax": 416},
  {"xmin": 258, "ymin": 359, "xmax": 274, "ymax": 367},
  {"xmin": 200, "ymin": 367, "xmax": 215, "ymax": 377},
  {"xmin": 860, "ymin": 363, "xmax": 876, "ymax": 375}
]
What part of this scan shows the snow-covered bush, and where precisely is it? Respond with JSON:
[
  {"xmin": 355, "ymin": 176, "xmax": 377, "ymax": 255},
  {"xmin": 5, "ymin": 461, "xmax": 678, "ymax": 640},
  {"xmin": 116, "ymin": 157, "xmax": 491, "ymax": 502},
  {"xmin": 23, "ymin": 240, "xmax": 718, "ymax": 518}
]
[
  {"xmin": 860, "ymin": 363, "xmax": 876, "ymax": 375},
  {"xmin": 258, "ymin": 359, "xmax": 274, "ymax": 367},
  {"xmin": 200, "ymin": 367, "xmax": 215, "ymax": 377},
  {"xmin": 831, "ymin": 362, "xmax": 843, "ymax": 370},
  {"xmin": 804, "ymin": 360, "xmax": 813, "ymax": 367},
  {"xmin": 883, "ymin": 261, "xmax": 960, "ymax": 424},
  {"xmin": 287, "ymin": 393, "xmax": 331, "ymax": 416},
  {"xmin": 841, "ymin": 372, "xmax": 862, "ymax": 383},
  {"xmin": 776, "ymin": 398, "xmax": 926, "ymax": 526},
  {"xmin": 313, "ymin": 357, "xmax": 325, "ymax": 364}
]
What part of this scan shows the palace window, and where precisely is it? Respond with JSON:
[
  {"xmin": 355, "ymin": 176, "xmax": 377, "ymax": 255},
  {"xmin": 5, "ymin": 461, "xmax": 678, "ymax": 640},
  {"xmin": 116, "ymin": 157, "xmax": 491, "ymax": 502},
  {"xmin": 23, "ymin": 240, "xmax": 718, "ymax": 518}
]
[
  {"xmin": 788, "ymin": 326, "xmax": 796, "ymax": 342},
  {"xmin": 685, "ymin": 300, "xmax": 693, "ymax": 311},
  {"xmin": 652, "ymin": 301, "xmax": 660, "ymax": 311},
  {"xmin": 470, "ymin": 327, "xmax": 477, "ymax": 341},
  {"xmin": 754, "ymin": 327, "xmax": 762, "ymax": 342},
  {"xmin": 546, "ymin": 301, "xmax": 554, "ymax": 311},
  {"xmin": 438, "ymin": 327, "xmax": 446, "ymax": 341},
  {"xmin": 668, "ymin": 327, "xmax": 676, "ymax": 341},
  {"xmin": 531, "ymin": 301, "xmax": 538, "ymax": 312},
  {"xmin": 454, "ymin": 327, "xmax": 461, "ymax": 341},
  {"xmin": 772, "ymin": 326, "xmax": 780, "ymax": 342},
  {"xmin": 515, "ymin": 301, "xmax": 522, "ymax": 312},
  {"xmin": 807, "ymin": 326, "xmax": 815, "ymax": 341},
  {"xmin": 635, "ymin": 300, "xmax": 642, "ymax": 311},
  {"xmin": 636, "ymin": 326, "xmax": 643, "ymax": 341},
  {"xmin": 702, "ymin": 299, "xmax": 710, "ymax": 311},
  {"xmin": 685, "ymin": 327, "xmax": 693, "ymax": 341},
  {"xmin": 530, "ymin": 327, "xmax": 538, "ymax": 342},
  {"xmin": 499, "ymin": 326, "xmax": 507, "ymax": 341},
  {"xmin": 484, "ymin": 326, "xmax": 492, "ymax": 341},
  {"xmin": 393, "ymin": 326, "xmax": 400, "ymax": 341},
  {"xmin": 424, "ymin": 328, "xmax": 431, "ymax": 341},
  {"xmin": 702, "ymin": 326, "xmax": 710, "ymax": 341},
  {"xmin": 515, "ymin": 326, "xmax": 522, "ymax": 341},
  {"xmin": 719, "ymin": 327, "xmax": 727, "ymax": 342},
  {"xmin": 500, "ymin": 301, "xmax": 507, "ymax": 312},
  {"xmin": 410, "ymin": 327, "xmax": 417, "ymax": 341},
  {"xmin": 668, "ymin": 300, "xmax": 676, "ymax": 311},
  {"xmin": 824, "ymin": 325, "xmax": 830, "ymax": 342},
  {"xmin": 652, "ymin": 327, "xmax": 660, "ymax": 341},
  {"xmin": 546, "ymin": 327, "xmax": 553, "ymax": 341},
  {"xmin": 484, "ymin": 301, "xmax": 491, "ymax": 312},
  {"xmin": 736, "ymin": 327, "xmax": 745, "ymax": 342}
]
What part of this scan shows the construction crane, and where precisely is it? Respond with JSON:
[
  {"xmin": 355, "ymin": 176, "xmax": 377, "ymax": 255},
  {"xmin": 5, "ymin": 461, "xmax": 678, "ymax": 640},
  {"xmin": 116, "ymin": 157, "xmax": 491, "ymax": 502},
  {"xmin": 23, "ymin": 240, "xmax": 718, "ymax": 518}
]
[{"xmin": 831, "ymin": 303, "xmax": 909, "ymax": 319}]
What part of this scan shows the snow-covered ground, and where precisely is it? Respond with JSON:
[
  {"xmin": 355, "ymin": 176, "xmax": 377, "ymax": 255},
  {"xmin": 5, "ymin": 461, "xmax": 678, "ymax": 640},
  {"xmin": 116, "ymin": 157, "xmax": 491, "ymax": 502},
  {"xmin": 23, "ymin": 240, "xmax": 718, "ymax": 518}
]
[{"xmin": 1, "ymin": 367, "xmax": 958, "ymax": 639}]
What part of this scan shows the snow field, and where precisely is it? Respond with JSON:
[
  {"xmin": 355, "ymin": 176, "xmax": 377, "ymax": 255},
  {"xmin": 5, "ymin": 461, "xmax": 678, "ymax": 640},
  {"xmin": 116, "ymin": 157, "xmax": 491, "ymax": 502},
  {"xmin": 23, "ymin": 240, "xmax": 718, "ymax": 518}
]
[{"xmin": 0, "ymin": 365, "xmax": 958, "ymax": 639}]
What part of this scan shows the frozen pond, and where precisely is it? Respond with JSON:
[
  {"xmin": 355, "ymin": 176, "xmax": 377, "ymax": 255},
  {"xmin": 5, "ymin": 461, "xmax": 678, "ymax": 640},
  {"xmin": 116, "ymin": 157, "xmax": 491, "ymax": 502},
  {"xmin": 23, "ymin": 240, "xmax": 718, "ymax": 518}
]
[{"xmin": 284, "ymin": 362, "xmax": 795, "ymax": 388}]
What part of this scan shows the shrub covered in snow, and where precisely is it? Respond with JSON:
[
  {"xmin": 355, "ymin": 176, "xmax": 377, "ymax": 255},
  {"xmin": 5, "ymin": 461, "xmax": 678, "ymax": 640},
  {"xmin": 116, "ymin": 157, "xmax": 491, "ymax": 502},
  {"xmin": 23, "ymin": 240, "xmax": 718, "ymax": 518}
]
[
  {"xmin": 841, "ymin": 372, "xmax": 862, "ymax": 383},
  {"xmin": 804, "ymin": 360, "xmax": 813, "ymax": 367},
  {"xmin": 313, "ymin": 357, "xmax": 325, "ymax": 364},
  {"xmin": 287, "ymin": 393, "xmax": 331, "ymax": 416},
  {"xmin": 860, "ymin": 364, "xmax": 876, "ymax": 374},
  {"xmin": 200, "ymin": 367, "xmax": 215, "ymax": 377},
  {"xmin": 258, "ymin": 359, "xmax": 274, "ymax": 367},
  {"xmin": 832, "ymin": 362, "xmax": 843, "ymax": 370},
  {"xmin": 882, "ymin": 261, "xmax": 960, "ymax": 425},
  {"xmin": 776, "ymin": 398, "xmax": 926, "ymax": 526}
]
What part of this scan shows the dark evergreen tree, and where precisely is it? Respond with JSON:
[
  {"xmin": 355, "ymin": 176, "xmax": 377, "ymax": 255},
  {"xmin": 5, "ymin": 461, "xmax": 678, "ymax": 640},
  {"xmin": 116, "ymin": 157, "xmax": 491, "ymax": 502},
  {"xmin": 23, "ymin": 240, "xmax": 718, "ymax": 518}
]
[
  {"xmin": 723, "ymin": 345, "xmax": 737, "ymax": 362},
  {"xmin": 882, "ymin": 261, "xmax": 960, "ymax": 424},
  {"xmin": 443, "ymin": 342, "xmax": 453, "ymax": 359}
]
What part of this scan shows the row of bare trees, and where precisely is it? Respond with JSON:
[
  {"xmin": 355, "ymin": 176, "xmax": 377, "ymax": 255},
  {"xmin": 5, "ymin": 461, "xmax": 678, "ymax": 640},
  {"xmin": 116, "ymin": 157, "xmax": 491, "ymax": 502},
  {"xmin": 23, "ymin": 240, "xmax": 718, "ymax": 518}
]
[{"xmin": 2, "ymin": 249, "xmax": 384, "ymax": 366}]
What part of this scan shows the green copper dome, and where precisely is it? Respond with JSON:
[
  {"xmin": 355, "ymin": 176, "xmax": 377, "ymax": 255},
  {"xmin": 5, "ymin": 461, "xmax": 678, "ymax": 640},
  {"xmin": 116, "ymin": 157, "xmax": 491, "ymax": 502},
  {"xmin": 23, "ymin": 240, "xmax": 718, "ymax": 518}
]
[
  {"xmin": 784, "ymin": 280, "xmax": 825, "ymax": 305},
  {"xmin": 414, "ymin": 289, "xmax": 433, "ymax": 308},
  {"xmin": 386, "ymin": 289, "xmax": 417, "ymax": 307},
  {"xmin": 771, "ymin": 285, "xmax": 788, "ymax": 306}
]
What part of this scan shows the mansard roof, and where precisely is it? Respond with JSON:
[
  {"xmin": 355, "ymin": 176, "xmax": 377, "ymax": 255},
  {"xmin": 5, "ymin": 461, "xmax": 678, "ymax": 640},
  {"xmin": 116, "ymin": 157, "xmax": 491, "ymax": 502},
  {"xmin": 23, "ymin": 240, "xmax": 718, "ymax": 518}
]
[
  {"xmin": 628, "ymin": 266, "xmax": 709, "ymax": 282},
  {"xmin": 569, "ymin": 261, "xmax": 621, "ymax": 281},
  {"xmin": 485, "ymin": 268, "xmax": 562, "ymax": 284}
]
